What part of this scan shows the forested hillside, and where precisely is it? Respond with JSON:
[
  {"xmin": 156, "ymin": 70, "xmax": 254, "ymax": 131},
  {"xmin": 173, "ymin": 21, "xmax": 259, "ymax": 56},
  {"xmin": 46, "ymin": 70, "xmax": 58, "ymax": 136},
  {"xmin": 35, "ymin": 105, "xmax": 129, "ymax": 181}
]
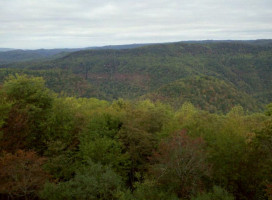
[
  {"xmin": 0, "ymin": 40, "xmax": 271, "ymax": 113},
  {"xmin": 143, "ymin": 76, "xmax": 261, "ymax": 112},
  {"xmin": 0, "ymin": 75, "xmax": 271, "ymax": 200}
]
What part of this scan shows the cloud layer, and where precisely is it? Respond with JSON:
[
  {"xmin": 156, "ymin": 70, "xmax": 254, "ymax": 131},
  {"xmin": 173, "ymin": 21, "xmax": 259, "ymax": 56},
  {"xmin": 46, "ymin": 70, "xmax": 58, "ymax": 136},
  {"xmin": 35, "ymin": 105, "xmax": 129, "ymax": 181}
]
[{"xmin": 0, "ymin": 0, "xmax": 271, "ymax": 49}]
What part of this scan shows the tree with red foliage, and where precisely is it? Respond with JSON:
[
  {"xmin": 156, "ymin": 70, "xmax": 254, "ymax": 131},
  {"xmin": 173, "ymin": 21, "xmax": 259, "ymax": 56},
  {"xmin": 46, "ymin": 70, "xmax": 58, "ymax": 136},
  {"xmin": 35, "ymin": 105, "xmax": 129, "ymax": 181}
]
[
  {"xmin": 149, "ymin": 130, "xmax": 210, "ymax": 198},
  {"xmin": 0, "ymin": 150, "xmax": 49, "ymax": 200}
]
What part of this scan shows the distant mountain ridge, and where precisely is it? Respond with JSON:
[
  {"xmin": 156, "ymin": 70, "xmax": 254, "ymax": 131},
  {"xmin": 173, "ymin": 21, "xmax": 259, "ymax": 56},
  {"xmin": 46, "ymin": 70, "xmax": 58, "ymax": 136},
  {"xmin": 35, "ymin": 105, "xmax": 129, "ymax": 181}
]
[
  {"xmin": 0, "ymin": 43, "xmax": 151, "ymax": 64},
  {"xmin": 1, "ymin": 40, "xmax": 271, "ymax": 64},
  {"xmin": 179, "ymin": 39, "xmax": 272, "ymax": 46},
  {"xmin": 0, "ymin": 48, "xmax": 15, "ymax": 52}
]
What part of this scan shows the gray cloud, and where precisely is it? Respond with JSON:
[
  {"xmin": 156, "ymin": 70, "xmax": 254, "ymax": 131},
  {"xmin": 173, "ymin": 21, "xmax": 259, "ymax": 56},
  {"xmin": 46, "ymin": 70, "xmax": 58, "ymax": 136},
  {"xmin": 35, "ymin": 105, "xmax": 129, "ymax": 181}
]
[{"xmin": 0, "ymin": 0, "xmax": 271, "ymax": 49}]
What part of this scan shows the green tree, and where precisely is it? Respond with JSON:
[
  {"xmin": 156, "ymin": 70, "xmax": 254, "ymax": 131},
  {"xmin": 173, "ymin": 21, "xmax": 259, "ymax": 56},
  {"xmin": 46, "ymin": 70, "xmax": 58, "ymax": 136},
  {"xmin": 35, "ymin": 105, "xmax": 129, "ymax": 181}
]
[
  {"xmin": 0, "ymin": 74, "xmax": 54, "ymax": 152},
  {"xmin": 41, "ymin": 161, "xmax": 125, "ymax": 200},
  {"xmin": 117, "ymin": 101, "xmax": 170, "ymax": 186},
  {"xmin": 79, "ymin": 113, "xmax": 131, "ymax": 179}
]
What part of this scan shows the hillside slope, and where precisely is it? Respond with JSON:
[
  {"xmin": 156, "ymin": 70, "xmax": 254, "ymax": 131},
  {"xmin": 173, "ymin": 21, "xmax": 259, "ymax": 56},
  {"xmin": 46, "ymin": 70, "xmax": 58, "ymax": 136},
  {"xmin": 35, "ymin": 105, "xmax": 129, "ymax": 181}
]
[{"xmin": 143, "ymin": 76, "xmax": 260, "ymax": 112}]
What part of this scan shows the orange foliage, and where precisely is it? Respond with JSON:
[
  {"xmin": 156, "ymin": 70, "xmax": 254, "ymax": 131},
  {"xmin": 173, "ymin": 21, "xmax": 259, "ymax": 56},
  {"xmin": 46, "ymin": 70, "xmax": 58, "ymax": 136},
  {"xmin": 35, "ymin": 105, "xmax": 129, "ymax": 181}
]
[
  {"xmin": 149, "ymin": 130, "xmax": 210, "ymax": 198},
  {"xmin": 0, "ymin": 150, "xmax": 49, "ymax": 199}
]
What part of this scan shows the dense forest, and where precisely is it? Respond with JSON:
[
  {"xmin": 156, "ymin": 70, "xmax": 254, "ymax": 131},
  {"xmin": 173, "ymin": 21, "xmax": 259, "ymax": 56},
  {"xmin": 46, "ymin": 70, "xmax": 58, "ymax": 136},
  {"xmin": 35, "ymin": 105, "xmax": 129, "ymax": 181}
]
[
  {"xmin": 0, "ymin": 41, "xmax": 271, "ymax": 199},
  {"xmin": 0, "ymin": 74, "xmax": 271, "ymax": 200}
]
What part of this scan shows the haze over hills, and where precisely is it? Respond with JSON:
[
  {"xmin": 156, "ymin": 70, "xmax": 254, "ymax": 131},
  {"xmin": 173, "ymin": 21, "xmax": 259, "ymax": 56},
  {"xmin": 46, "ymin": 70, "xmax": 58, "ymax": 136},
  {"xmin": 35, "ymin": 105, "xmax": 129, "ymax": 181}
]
[
  {"xmin": 0, "ymin": 48, "xmax": 15, "ymax": 52},
  {"xmin": 0, "ymin": 43, "xmax": 150, "ymax": 64},
  {"xmin": 0, "ymin": 40, "xmax": 271, "ymax": 113},
  {"xmin": 1, "ymin": 39, "xmax": 271, "ymax": 64}
]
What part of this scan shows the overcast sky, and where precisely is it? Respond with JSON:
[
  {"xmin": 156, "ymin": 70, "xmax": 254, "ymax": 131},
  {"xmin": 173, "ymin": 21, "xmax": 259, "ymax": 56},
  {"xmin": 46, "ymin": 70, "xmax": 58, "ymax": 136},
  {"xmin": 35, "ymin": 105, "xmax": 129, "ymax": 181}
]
[{"xmin": 0, "ymin": 0, "xmax": 271, "ymax": 49}]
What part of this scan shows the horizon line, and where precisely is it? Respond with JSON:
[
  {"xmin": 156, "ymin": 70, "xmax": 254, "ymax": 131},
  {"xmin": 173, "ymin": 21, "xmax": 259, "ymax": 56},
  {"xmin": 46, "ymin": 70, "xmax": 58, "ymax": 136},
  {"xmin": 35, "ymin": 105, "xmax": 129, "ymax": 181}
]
[{"xmin": 1, "ymin": 38, "xmax": 271, "ymax": 51}]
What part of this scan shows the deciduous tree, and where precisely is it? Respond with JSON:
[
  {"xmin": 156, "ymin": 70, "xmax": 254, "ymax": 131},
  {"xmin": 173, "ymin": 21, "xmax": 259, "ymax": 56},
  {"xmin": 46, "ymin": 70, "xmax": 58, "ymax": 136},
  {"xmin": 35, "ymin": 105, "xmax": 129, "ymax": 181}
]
[{"xmin": 0, "ymin": 150, "xmax": 48, "ymax": 199}]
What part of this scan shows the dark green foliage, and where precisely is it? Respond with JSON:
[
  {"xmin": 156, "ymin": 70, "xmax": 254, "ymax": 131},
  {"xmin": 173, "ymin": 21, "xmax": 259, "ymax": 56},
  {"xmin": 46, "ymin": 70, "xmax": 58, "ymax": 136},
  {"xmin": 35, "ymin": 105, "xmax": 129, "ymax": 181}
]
[
  {"xmin": 43, "ymin": 150, "xmax": 80, "ymax": 181},
  {"xmin": 0, "ymin": 90, "xmax": 11, "ymax": 131},
  {"xmin": 41, "ymin": 161, "xmax": 124, "ymax": 200},
  {"xmin": 79, "ymin": 113, "xmax": 131, "ymax": 180},
  {"xmin": 117, "ymin": 100, "xmax": 172, "ymax": 185}
]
